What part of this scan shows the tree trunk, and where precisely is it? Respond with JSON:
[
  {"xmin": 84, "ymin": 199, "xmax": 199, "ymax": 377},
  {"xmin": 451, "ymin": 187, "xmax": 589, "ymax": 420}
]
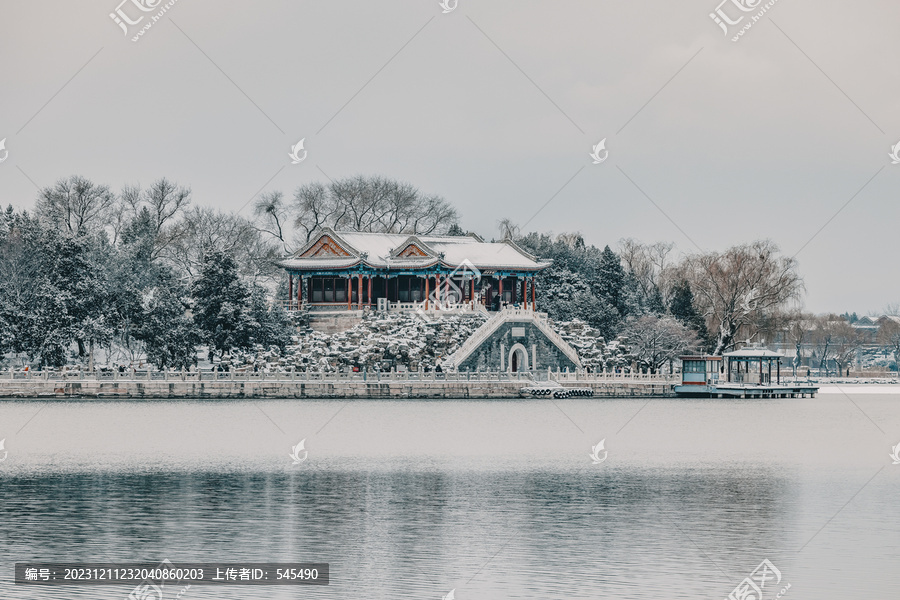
[{"xmin": 713, "ymin": 320, "xmax": 735, "ymax": 355}]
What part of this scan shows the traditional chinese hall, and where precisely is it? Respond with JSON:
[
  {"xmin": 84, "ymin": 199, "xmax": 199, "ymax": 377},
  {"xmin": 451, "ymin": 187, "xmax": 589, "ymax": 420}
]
[{"xmin": 277, "ymin": 228, "xmax": 550, "ymax": 312}]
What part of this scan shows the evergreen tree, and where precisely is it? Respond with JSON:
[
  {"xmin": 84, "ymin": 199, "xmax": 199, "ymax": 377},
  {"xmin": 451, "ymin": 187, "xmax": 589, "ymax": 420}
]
[
  {"xmin": 596, "ymin": 245, "xmax": 626, "ymax": 315},
  {"xmin": 41, "ymin": 231, "xmax": 112, "ymax": 362},
  {"xmin": 136, "ymin": 273, "xmax": 200, "ymax": 369},
  {"xmin": 192, "ymin": 251, "xmax": 253, "ymax": 359},
  {"xmin": 192, "ymin": 251, "xmax": 293, "ymax": 359},
  {"xmin": 669, "ymin": 280, "xmax": 709, "ymax": 350},
  {"xmin": 247, "ymin": 286, "xmax": 293, "ymax": 350}
]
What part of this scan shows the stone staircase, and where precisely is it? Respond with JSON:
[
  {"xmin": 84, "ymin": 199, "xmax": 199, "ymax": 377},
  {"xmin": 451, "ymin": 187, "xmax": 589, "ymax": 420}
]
[{"xmin": 446, "ymin": 307, "xmax": 582, "ymax": 369}]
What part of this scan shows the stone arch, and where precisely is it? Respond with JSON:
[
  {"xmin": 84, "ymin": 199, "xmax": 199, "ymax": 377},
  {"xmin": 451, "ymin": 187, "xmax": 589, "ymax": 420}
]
[{"xmin": 508, "ymin": 343, "xmax": 529, "ymax": 372}]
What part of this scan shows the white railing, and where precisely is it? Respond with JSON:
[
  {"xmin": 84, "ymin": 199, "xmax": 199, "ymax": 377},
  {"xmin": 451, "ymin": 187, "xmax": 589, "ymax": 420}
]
[
  {"xmin": 0, "ymin": 367, "xmax": 676, "ymax": 385},
  {"xmin": 551, "ymin": 369, "xmax": 677, "ymax": 384},
  {"xmin": 447, "ymin": 306, "xmax": 582, "ymax": 369},
  {"xmin": 526, "ymin": 313, "xmax": 582, "ymax": 368},
  {"xmin": 391, "ymin": 300, "xmax": 476, "ymax": 313},
  {"xmin": 0, "ymin": 368, "xmax": 542, "ymax": 383}
]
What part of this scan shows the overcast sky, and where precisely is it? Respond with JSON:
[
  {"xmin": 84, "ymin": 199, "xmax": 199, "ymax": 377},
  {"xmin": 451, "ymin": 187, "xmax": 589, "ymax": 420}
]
[{"xmin": 1, "ymin": 0, "xmax": 898, "ymax": 314}]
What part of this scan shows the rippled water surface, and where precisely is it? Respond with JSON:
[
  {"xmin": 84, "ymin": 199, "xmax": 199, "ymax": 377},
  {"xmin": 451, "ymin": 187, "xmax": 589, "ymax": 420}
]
[{"xmin": 1, "ymin": 392, "xmax": 899, "ymax": 599}]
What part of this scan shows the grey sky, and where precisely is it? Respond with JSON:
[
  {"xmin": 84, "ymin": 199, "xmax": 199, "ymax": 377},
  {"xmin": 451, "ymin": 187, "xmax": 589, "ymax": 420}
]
[{"xmin": 1, "ymin": 0, "xmax": 897, "ymax": 314}]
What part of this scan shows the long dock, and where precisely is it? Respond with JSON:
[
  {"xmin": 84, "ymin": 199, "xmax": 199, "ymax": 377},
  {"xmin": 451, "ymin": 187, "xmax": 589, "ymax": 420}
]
[{"xmin": 674, "ymin": 383, "xmax": 819, "ymax": 398}]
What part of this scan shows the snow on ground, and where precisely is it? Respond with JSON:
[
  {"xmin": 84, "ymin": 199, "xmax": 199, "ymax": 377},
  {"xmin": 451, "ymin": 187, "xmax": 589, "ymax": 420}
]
[
  {"xmin": 555, "ymin": 319, "xmax": 629, "ymax": 371},
  {"xmin": 230, "ymin": 312, "xmax": 489, "ymax": 372},
  {"xmin": 228, "ymin": 315, "xmax": 630, "ymax": 373},
  {"xmin": 816, "ymin": 383, "xmax": 900, "ymax": 394}
]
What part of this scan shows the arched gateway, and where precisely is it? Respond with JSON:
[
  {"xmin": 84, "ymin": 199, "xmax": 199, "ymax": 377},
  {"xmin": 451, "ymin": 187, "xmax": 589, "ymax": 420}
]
[{"xmin": 509, "ymin": 343, "xmax": 529, "ymax": 372}]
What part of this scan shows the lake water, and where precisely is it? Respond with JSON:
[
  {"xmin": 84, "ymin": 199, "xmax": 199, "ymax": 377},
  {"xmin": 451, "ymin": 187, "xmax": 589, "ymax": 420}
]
[{"xmin": 1, "ymin": 391, "xmax": 899, "ymax": 599}]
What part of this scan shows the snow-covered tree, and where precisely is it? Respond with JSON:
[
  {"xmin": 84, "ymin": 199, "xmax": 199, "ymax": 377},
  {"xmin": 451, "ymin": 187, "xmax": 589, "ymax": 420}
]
[
  {"xmin": 622, "ymin": 315, "xmax": 698, "ymax": 373},
  {"xmin": 677, "ymin": 240, "xmax": 803, "ymax": 355},
  {"xmin": 192, "ymin": 251, "xmax": 292, "ymax": 360}
]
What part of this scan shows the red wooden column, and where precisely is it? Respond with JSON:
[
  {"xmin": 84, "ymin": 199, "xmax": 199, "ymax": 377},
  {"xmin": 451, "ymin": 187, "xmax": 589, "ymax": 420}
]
[
  {"xmin": 357, "ymin": 274, "xmax": 363, "ymax": 310},
  {"xmin": 347, "ymin": 277, "xmax": 352, "ymax": 310},
  {"xmin": 498, "ymin": 277, "xmax": 503, "ymax": 307},
  {"xmin": 368, "ymin": 276, "xmax": 373, "ymax": 307},
  {"xmin": 521, "ymin": 278, "xmax": 526, "ymax": 308},
  {"xmin": 288, "ymin": 274, "xmax": 293, "ymax": 309},
  {"xmin": 470, "ymin": 278, "xmax": 475, "ymax": 308},
  {"xmin": 425, "ymin": 276, "xmax": 430, "ymax": 310},
  {"xmin": 297, "ymin": 276, "xmax": 303, "ymax": 306},
  {"xmin": 531, "ymin": 276, "xmax": 536, "ymax": 310},
  {"xmin": 434, "ymin": 275, "xmax": 440, "ymax": 307}
]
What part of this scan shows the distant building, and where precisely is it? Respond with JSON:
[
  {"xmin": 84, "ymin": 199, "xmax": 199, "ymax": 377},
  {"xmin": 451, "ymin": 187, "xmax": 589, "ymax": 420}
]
[
  {"xmin": 276, "ymin": 228, "xmax": 551, "ymax": 313},
  {"xmin": 875, "ymin": 315, "xmax": 900, "ymax": 328}
]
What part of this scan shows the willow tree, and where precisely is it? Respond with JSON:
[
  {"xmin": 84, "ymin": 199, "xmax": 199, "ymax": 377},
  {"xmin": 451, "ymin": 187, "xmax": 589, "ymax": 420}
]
[{"xmin": 678, "ymin": 240, "xmax": 804, "ymax": 355}]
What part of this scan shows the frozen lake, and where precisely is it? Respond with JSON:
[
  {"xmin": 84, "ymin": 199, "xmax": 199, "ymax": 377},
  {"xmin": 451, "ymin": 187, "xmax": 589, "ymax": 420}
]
[{"xmin": 1, "ymin": 395, "xmax": 899, "ymax": 599}]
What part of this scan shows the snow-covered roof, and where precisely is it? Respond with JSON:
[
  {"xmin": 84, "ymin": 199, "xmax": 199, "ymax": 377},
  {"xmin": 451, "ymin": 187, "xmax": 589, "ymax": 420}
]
[
  {"xmin": 277, "ymin": 228, "xmax": 551, "ymax": 272},
  {"xmin": 724, "ymin": 348, "xmax": 784, "ymax": 358}
]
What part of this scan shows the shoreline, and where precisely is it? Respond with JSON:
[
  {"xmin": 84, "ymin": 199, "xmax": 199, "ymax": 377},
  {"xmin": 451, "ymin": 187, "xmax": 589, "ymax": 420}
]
[{"xmin": 0, "ymin": 373, "xmax": 674, "ymax": 400}]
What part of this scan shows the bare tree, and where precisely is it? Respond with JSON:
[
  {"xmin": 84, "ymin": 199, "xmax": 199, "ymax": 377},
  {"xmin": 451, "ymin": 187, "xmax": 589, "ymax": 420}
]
[
  {"xmin": 810, "ymin": 315, "xmax": 834, "ymax": 375},
  {"xmin": 163, "ymin": 207, "xmax": 277, "ymax": 282},
  {"xmin": 497, "ymin": 218, "xmax": 520, "ymax": 241},
  {"xmin": 678, "ymin": 240, "xmax": 804, "ymax": 355},
  {"xmin": 143, "ymin": 178, "xmax": 192, "ymax": 235},
  {"xmin": 619, "ymin": 238, "xmax": 675, "ymax": 304},
  {"xmin": 784, "ymin": 309, "xmax": 815, "ymax": 375},
  {"xmin": 109, "ymin": 179, "xmax": 191, "ymax": 257},
  {"xmin": 556, "ymin": 232, "xmax": 585, "ymax": 250},
  {"xmin": 109, "ymin": 184, "xmax": 142, "ymax": 246},
  {"xmin": 292, "ymin": 182, "xmax": 336, "ymax": 244},
  {"xmin": 623, "ymin": 315, "xmax": 698, "ymax": 373},
  {"xmin": 289, "ymin": 176, "xmax": 460, "ymax": 243},
  {"xmin": 878, "ymin": 317, "xmax": 900, "ymax": 370},
  {"xmin": 831, "ymin": 320, "xmax": 862, "ymax": 376},
  {"xmin": 253, "ymin": 191, "xmax": 290, "ymax": 252},
  {"xmin": 37, "ymin": 175, "xmax": 115, "ymax": 236}
]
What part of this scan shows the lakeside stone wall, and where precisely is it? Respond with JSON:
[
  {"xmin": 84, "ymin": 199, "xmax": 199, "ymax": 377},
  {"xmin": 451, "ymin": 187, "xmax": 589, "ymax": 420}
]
[{"xmin": 0, "ymin": 378, "xmax": 673, "ymax": 399}]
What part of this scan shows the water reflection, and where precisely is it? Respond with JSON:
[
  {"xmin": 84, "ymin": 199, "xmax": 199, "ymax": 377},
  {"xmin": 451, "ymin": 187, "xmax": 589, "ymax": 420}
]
[
  {"xmin": 0, "ymin": 395, "xmax": 898, "ymax": 599},
  {"xmin": 1, "ymin": 466, "xmax": 799, "ymax": 599}
]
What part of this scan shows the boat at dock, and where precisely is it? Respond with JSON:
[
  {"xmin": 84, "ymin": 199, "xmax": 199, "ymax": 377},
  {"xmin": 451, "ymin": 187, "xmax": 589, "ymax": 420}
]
[{"xmin": 674, "ymin": 348, "xmax": 819, "ymax": 398}]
